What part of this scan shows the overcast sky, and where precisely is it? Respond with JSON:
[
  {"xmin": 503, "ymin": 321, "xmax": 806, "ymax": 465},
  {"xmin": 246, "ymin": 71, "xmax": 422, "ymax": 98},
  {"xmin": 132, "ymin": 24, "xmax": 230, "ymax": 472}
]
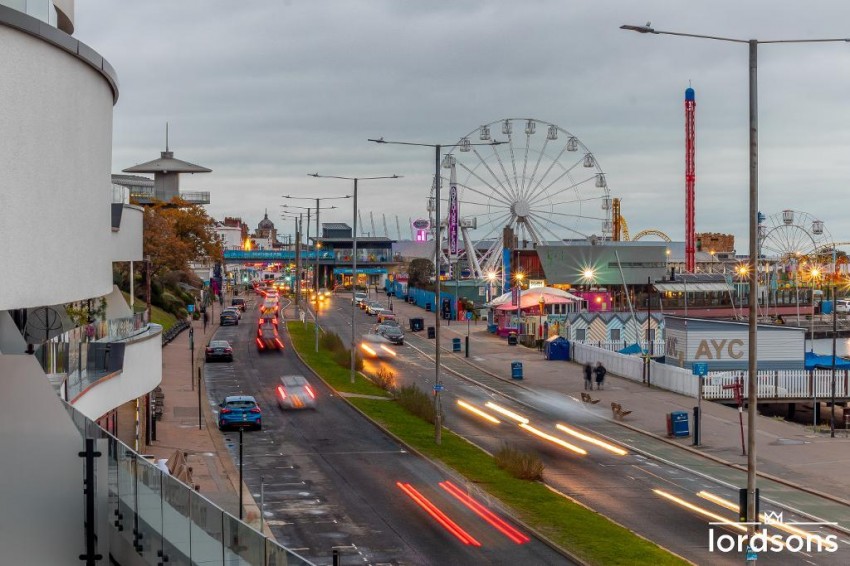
[{"xmin": 75, "ymin": 1, "xmax": 850, "ymax": 253}]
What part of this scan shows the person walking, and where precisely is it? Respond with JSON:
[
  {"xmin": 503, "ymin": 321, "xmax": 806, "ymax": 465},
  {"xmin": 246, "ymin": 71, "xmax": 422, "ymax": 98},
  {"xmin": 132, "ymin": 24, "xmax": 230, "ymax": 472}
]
[
  {"xmin": 594, "ymin": 361, "xmax": 607, "ymax": 390},
  {"xmin": 583, "ymin": 363, "xmax": 593, "ymax": 390},
  {"xmin": 202, "ymin": 310, "xmax": 209, "ymax": 333}
]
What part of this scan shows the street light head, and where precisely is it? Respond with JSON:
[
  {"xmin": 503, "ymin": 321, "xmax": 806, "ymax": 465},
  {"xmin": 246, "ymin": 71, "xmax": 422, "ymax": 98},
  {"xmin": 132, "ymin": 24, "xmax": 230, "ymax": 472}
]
[
  {"xmin": 308, "ymin": 173, "xmax": 319, "ymax": 177},
  {"xmin": 620, "ymin": 23, "xmax": 656, "ymax": 34},
  {"xmin": 368, "ymin": 137, "xmax": 386, "ymax": 143}
]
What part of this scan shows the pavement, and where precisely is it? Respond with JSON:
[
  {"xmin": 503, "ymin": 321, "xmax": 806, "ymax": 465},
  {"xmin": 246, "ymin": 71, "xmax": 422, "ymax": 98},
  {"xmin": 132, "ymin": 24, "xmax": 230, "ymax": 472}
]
[
  {"xmin": 378, "ymin": 291, "xmax": 850, "ymax": 527},
  {"xmin": 144, "ymin": 308, "xmax": 269, "ymax": 535}
]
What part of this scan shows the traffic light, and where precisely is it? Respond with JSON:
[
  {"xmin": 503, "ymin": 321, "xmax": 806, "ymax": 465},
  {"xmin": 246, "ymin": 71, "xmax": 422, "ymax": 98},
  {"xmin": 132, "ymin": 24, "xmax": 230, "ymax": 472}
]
[{"xmin": 738, "ymin": 488, "xmax": 760, "ymax": 523}]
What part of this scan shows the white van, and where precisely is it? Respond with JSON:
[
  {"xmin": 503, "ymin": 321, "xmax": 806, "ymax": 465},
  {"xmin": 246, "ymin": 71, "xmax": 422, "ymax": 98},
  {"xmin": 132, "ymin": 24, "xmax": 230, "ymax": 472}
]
[{"xmin": 836, "ymin": 299, "xmax": 850, "ymax": 314}]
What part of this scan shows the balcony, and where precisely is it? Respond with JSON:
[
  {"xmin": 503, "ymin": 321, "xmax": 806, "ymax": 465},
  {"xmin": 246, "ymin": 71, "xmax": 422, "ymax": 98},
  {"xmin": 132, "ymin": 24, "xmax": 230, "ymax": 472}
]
[
  {"xmin": 39, "ymin": 312, "xmax": 164, "ymax": 419},
  {"xmin": 127, "ymin": 186, "xmax": 211, "ymax": 205}
]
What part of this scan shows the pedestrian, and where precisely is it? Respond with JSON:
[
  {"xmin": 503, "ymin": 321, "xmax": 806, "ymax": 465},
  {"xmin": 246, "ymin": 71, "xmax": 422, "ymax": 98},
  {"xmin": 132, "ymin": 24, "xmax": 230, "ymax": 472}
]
[
  {"xmin": 583, "ymin": 363, "xmax": 593, "ymax": 390},
  {"xmin": 203, "ymin": 310, "xmax": 209, "ymax": 332},
  {"xmin": 594, "ymin": 361, "xmax": 607, "ymax": 390}
]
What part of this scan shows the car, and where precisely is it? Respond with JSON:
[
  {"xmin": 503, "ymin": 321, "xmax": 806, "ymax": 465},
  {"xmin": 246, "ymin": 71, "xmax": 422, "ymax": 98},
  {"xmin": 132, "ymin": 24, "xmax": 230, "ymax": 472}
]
[
  {"xmin": 360, "ymin": 333, "xmax": 398, "ymax": 359},
  {"xmin": 222, "ymin": 306, "xmax": 241, "ymax": 319},
  {"xmin": 374, "ymin": 319, "xmax": 400, "ymax": 333},
  {"xmin": 365, "ymin": 301, "xmax": 386, "ymax": 316},
  {"xmin": 217, "ymin": 395, "xmax": 262, "ymax": 430},
  {"xmin": 257, "ymin": 323, "xmax": 284, "ymax": 351},
  {"xmin": 376, "ymin": 311, "xmax": 397, "ymax": 324},
  {"xmin": 352, "ymin": 292, "xmax": 368, "ymax": 306},
  {"xmin": 219, "ymin": 310, "xmax": 239, "ymax": 326},
  {"xmin": 276, "ymin": 375, "xmax": 317, "ymax": 410},
  {"xmin": 836, "ymin": 299, "xmax": 850, "ymax": 314},
  {"xmin": 258, "ymin": 315, "xmax": 278, "ymax": 327},
  {"xmin": 260, "ymin": 299, "xmax": 279, "ymax": 316},
  {"xmin": 205, "ymin": 340, "xmax": 233, "ymax": 362},
  {"xmin": 379, "ymin": 325, "xmax": 405, "ymax": 345},
  {"xmin": 231, "ymin": 297, "xmax": 246, "ymax": 311}
]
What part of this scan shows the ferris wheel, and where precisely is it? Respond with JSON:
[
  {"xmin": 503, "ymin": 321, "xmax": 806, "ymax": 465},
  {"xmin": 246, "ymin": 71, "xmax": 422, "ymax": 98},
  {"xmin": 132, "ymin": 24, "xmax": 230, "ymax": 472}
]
[
  {"xmin": 428, "ymin": 118, "xmax": 612, "ymax": 279},
  {"xmin": 758, "ymin": 209, "xmax": 833, "ymax": 267}
]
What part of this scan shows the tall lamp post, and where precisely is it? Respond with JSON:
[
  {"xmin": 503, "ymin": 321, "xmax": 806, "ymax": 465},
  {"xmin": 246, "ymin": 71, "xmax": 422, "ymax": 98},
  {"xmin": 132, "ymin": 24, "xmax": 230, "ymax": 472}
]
[
  {"xmin": 621, "ymin": 23, "xmax": 849, "ymax": 561},
  {"xmin": 283, "ymin": 197, "xmax": 350, "ymax": 352},
  {"xmin": 307, "ymin": 173, "xmax": 402, "ymax": 383},
  {"xmin": 369, "ymin": 136, "xmax": 504, "ymax": 444}
]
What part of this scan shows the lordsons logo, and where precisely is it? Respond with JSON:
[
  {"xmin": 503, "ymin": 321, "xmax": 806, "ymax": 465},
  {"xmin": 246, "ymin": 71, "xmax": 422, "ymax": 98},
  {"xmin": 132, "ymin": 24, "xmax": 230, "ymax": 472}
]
[{"xmin": 708, "ymin": 512, "xmax": 839, "ymax": 555}]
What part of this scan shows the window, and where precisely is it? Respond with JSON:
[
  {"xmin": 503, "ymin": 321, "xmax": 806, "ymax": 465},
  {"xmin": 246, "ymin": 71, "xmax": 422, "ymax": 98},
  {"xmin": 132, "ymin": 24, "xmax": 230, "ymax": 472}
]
[
  {"xmin": 575, "ymin": 328, "xmax": 586, "ymax": 341},
  {"xmin": 610, "ymin": 328, "xmax": 621, "ymax": 342}
]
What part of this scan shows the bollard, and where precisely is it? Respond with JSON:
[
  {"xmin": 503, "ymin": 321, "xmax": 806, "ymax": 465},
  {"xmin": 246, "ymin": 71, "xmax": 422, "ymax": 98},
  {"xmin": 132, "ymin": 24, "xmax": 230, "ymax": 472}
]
[
  {"xmin": 465, "ymin": 336, "xmax": 469, "ymax": 358},
  {"xmin": 332, "ymin": 548, "xmax": 340, "ymax": 566},
  {"xmin": 692, "ymin": 406, "xmax": 700, "ymax": 446}
]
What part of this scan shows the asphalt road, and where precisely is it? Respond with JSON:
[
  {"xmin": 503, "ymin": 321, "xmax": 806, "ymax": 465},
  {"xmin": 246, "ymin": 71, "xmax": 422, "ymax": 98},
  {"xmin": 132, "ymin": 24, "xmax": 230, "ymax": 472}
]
[
  {"xmin": 316, "ymin": 291, "xmax": 850, "ymax": 566},
  {"xmin": 204, "ymin": 294, "xmax": 568, "ymax": 565}
]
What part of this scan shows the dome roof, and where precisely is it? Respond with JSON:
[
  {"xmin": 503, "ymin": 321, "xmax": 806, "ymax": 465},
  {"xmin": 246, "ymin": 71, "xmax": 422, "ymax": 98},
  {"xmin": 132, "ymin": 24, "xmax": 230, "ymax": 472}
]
[{"xmin": 258, "ymin": 211, "xmax": 274, "ymax": 230}]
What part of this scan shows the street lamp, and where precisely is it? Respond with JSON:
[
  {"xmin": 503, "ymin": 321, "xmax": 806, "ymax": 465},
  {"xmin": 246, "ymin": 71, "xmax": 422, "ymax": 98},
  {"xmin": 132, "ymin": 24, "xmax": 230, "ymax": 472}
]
[
  {"xmin": 283, "ymin": 197, "xmax": 349, "ymax": 352},
  {"xmin": 622, "ymin": 22, "xmax": 849, "ymax": 559},
  {"xmin": 307, "ymin": 173, "xmax": 401, "ymax": 383},
  {"xmin": 514, "ymin": 271, "xmax": 525, "ymax": 336},
  {"xmin": 369, "ymin": 136, "xmax": 504, "ymax": 444}
]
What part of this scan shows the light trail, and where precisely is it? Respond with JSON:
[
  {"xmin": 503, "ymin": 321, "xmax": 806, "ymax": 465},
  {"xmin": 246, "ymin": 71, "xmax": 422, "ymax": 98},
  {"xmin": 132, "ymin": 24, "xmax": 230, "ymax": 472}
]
[
  {"xmin": 457, "ymin": 400, "xmax": 500, "ymax": 424},
  {"xmin": 484, "ymin": 401, "xmax": 530, "ymax": 424},
  {"xmin": 555, "ymin": 423, "xmax": 628, "ymax": 456},
  {"xmin": 440, "ymin": 481, "xmax": 530, "ymax": 544},
  {"xmin": 519, "ymin": 423, "xmax": 587, "ymax": 455},
  {"xmin": 396, "ymin": 482, "xmax": 481, "ymax": 547}
]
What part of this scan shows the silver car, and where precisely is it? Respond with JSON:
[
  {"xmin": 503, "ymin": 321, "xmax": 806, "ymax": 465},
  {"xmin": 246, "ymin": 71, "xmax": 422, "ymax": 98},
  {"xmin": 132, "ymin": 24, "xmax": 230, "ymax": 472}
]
[{"xmin": 276, "ymin": 375, "xmax": 317, "ymax": 410}]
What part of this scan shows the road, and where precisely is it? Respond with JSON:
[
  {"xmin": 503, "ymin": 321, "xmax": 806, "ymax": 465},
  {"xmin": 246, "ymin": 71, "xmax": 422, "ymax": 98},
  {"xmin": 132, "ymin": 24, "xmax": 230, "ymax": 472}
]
[
  {"xmin": 316, "ymin": 291, "xmax": 850, "ymax": 565},
  {"xmin": 204, "ymin": 294, "xmax": 568, "ymax": 565}
]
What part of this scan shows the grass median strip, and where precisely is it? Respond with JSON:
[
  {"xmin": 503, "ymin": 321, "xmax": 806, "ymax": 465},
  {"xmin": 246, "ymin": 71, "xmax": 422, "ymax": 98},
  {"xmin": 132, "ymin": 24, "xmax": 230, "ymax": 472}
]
[{"xmin": 288, "ymin": 321, "xmax": 687, "ymax": 566}]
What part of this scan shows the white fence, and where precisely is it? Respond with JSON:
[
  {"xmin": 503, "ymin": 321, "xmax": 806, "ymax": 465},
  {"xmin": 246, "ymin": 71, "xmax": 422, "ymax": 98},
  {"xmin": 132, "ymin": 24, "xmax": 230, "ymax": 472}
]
[
  {"xmin": 571, "ymin": 342, "xmax": 698, "ymax": 398},
  {"xmin": 703, "ymin": 370, "xmax": 850, "ymax": 400},
  {"xmin": 571, "ymin": 341, "xmax": 850, "ymax": 400},
  {"xmin": 572, "ymin": 340, "xmax": 665, "ymax": 354}
]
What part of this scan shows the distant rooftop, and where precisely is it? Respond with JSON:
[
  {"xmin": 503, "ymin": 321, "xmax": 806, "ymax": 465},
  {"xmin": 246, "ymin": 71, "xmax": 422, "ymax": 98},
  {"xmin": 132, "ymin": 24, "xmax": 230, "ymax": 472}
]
[{"xmin": 123, "ymin": 151, "xmax": 212, "ymax": 174}]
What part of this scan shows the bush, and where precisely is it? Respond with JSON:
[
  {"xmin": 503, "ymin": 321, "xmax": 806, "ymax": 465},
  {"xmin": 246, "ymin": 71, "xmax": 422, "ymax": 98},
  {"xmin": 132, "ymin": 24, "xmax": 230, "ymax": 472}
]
[
  {"xmin": 395, "ymin": 384, "xmax": 436, "ymax": 424},
  {"xmin": 494, "ymin": 444, "xmax": 545, "ymax": 481},
  {"xmin": 320, "ymin": 331, "xmax": 346, "ymax": 353},
  {"xmin": 373, "ymin": 367, "xmax": 397, "ymax": 392}
]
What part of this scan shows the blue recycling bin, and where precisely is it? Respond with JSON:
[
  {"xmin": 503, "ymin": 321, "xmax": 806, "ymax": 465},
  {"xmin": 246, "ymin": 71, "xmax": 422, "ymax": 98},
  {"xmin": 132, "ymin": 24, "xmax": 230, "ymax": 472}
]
[
  {"xmin": 544, "ymin": 336, "xmax": 570, "ymax": 361},
  {"xmin": 511, "ymin": 361, "xmax": 523, "ymax": 380},
  {"xmin": 452, "ymin": 338, "xmax": 461, "ymax": 352},
  {"xmin": 670, "ymin": 411, "xmax": 690, "ymax": 437}
]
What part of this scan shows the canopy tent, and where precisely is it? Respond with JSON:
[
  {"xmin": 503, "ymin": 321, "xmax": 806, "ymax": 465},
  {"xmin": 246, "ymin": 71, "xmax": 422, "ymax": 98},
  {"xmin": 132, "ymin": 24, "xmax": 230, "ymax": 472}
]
[
  {"xmin": 488, "ymin": 287, "xmax": 583, "ymax": 311},
  {"xmin": 804, "ymin": 351, "xmax": 850, "ymax": 370}
]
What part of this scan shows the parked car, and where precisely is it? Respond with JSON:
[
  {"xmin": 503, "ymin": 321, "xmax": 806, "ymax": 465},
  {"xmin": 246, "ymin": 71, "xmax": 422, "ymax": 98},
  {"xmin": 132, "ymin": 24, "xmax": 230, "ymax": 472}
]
[
  {"xmin": 220, "ymin": 310, "xmax": 239, "ymax": 326},
  {"xmin": 276, "ymin": 375, "xmax": 317, "ymax": 410},
  {"xmin": 217, "ymin": 395, "xmax": 262, "ymax": 430},
  {"xmin": 374, "ymin": 320, "xmax": 401, "ymax": 334},
  {"xmin": 360, "ymin": 333, "xmax": 398, "ymax": 359},
  {"xmin": 836, "ymin": 299, "xmax": 850, "ymax": 314},
  {"xmin": 376, "ymin": 311, "xmax": 397, "ymax": 324},
  {"xmin": 257, "ymin": 323, "xmax": 284, "ymax": 351},
  {"xmin": 380, "ymin": 325, "xmax": 405, "ymax": 345},
  {"xmin": 231, "ymin": 297, "xmax": 246, "ymax": 311},
  {"xmin": 205, "ymin": 340, "xmax": 233, "ymax": 362},
  {"xmin": 352, "ymin": 292, "xmax": 368, "ymax": 306}
]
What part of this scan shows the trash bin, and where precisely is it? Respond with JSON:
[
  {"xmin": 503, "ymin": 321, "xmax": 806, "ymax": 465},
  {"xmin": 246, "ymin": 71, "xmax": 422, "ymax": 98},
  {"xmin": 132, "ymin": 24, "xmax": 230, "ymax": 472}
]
[
  {"xmin": 425, "ymin": 303, "xmax": 432, "ymax": 312},
  {"xmin": 427, "ymin": 326, "xmax": 436, "ymax": 339},
  {"xmin": 409, "ymin": 317, "xmax": 424, "ymax": 332},
  {"xmin": 544, "ymin": 336, "xmax": 570, "ymax": 361},
  {"xmin": 507, "ymin": 332, "xmax": 518, "ymax": 346},
  {"xmin": 452, "ymin": 338, "xmax": 461, "ymax": 352},
  {"xmin": 511, "ymin": 361, "xmax": 523, "ymax": 380},
  {"xmin": 670, "ymin": 411, "xmax": 690, "ymax": 437},
  {"xmin": 487, "ymin": 324, "xmax": 498, "ymax": 334}
]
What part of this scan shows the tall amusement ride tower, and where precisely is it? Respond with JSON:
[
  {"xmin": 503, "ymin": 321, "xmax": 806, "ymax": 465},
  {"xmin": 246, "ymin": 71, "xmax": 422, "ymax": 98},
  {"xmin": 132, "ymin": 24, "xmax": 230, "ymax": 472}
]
[{"xmin": 685, "ymin": 86, "xmax": 696, "ymax": 273}]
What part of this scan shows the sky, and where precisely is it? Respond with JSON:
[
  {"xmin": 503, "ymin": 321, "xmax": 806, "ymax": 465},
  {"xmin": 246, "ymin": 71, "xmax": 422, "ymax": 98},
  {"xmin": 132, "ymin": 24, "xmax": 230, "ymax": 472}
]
[{"xmin": 75, "ymin": 1, "xmax": 850, "ymax": 254}]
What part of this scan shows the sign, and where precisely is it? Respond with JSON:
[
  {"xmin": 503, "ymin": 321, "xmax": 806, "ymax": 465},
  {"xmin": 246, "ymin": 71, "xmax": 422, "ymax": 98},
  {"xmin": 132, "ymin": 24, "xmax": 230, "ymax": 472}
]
[
  {"xmin": 692, "ymin": 362, "xmax": 708, "ymax": 377},
  {"xmin": 448, "ymin": 162, "xmax": 459, "ymax": 259},
  {"xmin": 511, "ymin": 286, "xmax": 520, "ymax": 307},
  {"xmin": 746, "ymin": 546, "xmax": 758, "ymax": 561},
  {"xmin": 465, "ymin": 311, "xmax": 473, "ymax": 320},
  {"xmin": 528, "ymin": 279, "xmax": 545, "ymax": 289},
  {"xmin": 187, "ymin": 304, "xmax": 195, "ymax": 313},
  {"xmin": 433, "ymin": 384, "xmax": 445, "ymax": 392}
]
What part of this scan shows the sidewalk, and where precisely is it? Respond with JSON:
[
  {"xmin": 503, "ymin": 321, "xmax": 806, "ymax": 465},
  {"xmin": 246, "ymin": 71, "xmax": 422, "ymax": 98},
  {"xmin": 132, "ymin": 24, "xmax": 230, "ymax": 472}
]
[
  {"xmin": 145, "ymin": 313, "xmax": 267, "ymax": 533},
  {"xmin": 385, "ymin": 293, "xmax": 850, "ymax": 507}
]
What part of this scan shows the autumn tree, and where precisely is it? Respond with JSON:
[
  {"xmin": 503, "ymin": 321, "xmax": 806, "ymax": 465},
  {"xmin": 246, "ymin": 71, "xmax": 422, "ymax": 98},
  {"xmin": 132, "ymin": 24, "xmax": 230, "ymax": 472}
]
[{"xmin": 407, "ymin": 258, "xmax": 435, "ymax": 289}]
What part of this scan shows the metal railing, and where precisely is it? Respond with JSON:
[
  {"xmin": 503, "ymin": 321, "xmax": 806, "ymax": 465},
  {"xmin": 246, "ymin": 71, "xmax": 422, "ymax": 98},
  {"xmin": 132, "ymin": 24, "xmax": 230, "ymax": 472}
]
[
  {"xmin": 571, "ymin": 340, "xmax": 666, "ymax": 354},
  {"xmin": 64, "ymin": 403, "xmax": 313, "ymax": 565}
]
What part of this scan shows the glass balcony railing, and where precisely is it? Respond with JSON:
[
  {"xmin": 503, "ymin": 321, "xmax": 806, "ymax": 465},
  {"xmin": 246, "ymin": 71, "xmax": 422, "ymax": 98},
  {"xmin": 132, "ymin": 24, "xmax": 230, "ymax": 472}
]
[
  {"xmin": 65, "ymin": 402, "xmax": 313, "ymax": 565},
  {"xmin": 38, "ymin": 312, "xmax": 150, "ymax": 400}
]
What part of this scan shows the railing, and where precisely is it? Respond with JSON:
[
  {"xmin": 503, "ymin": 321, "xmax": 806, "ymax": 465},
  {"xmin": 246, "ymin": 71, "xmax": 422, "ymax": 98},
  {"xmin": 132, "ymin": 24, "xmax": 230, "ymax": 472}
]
[
  {"xmin": 38, "ymin": 312, "xmax": 150, "ymax": 399},
  {"xmin": 572, "ymin": 340, "xmax": 666, "ymax": 354},
  {"xmin": 703, "ymin": 370, "xmax": 850, "ymax": 400},
  {"xmin": 64, "ymin": 403, "xmax": 313, "ymax": 565},
  {"xmin": 179, "ymin": 191, "xmax": 211, "ymax": 204}
]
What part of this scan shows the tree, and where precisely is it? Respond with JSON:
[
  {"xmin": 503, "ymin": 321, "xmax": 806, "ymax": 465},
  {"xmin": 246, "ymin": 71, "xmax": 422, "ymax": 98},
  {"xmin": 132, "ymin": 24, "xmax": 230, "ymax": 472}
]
[
  {"xmin": 408, "ymin": 258, "xmax": 435, "ymax": 289},
  {"xmin": 143, "ymin": 200, "xmax": 222, "ymax": 278}
]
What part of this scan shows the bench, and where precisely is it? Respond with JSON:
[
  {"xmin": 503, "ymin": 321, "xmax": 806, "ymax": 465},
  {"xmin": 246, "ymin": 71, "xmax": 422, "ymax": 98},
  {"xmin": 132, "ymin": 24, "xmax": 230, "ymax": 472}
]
[
  {"xmin": 611, "ymin": 402, "xmax": 632, "ymax": 420},
  {"xmin": 580, "ymin": 392, "xmax": 600, "ymax": 404}
]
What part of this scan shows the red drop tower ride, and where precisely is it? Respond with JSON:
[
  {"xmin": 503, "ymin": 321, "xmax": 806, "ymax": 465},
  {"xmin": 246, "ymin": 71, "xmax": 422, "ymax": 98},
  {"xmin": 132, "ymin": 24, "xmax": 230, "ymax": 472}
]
[{"xmin": 684, "ymin": 86, "xmax": 696, "ymax": 273}]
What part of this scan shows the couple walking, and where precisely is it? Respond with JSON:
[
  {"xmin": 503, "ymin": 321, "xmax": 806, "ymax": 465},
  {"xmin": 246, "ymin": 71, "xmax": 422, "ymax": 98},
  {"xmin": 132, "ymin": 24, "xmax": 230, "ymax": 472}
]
[{"xmin": 584, "ymin": 362, "xmax": 607, "ymax": 390}]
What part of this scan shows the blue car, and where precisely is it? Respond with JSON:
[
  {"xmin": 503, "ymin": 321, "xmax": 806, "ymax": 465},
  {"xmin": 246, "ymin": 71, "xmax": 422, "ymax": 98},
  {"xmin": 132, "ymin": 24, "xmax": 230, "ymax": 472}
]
[{"xmin": 217, "ymin": 395, "xmax": 262, "ymax": 431}]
